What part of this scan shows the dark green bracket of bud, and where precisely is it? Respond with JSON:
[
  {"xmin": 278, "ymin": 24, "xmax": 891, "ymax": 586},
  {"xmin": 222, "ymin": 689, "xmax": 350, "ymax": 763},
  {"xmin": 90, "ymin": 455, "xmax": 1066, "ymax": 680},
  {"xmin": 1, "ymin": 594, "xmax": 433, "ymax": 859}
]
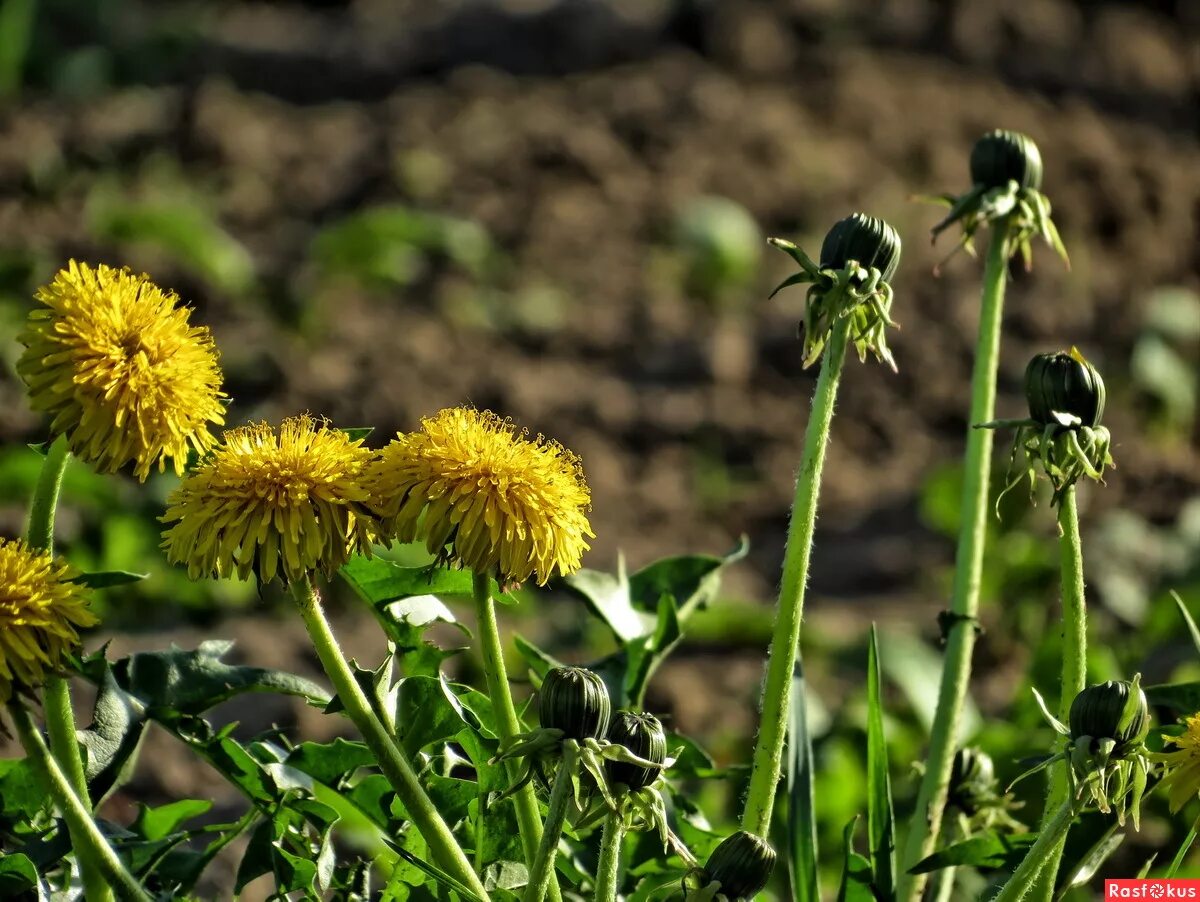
[
  {"xmin": 922, "ymin": 129, "xmax": 1068, "ymax": 273},
  {"xmin": 768, "ymin": 213, "xmax": 902, "ymax": 370},
  {"xmin": 1015, "ymin": 677, "xmax": 1152, "ymax": 829},
  {"xmin": 978, "ymin": 348, "xmax": 1114, "ymax": 509},
  {"xmin": 684, "ymin": 830, "xmax": 778, "ymax": 901}
]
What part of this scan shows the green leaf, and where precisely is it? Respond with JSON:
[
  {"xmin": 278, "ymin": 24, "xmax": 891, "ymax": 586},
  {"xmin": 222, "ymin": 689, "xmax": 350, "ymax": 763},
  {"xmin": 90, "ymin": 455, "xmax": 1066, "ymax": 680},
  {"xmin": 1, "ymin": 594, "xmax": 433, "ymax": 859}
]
[
  {"xmin": 910, "ymin": 832, "xmax": 1036, "ymax": 874},
  {"xmin": 866, "ymin": 625, "xmax": 896, "ymax": 899},
  {"xmin": 837, "ymin": 817, "xmax": 874, "ymax": 902},
  {"xmin": 0, "ymin": 758, "xmax": 48, "ymax": 821},
  {"xmin": 624, "ymin": 593, "xmax": 683, "ymax": 708},
  {"xmin": 284, "ymin": 739, "xmax": 374, "ymax": 785},
  {"xmin": 1174, "ymin": 591, "xmax": 1200, "ymax": 657},
  {"xmin": 234, "ymin": 819, "xmax": 273, "ymax": 894},
  {"xmin": 396, "ymin": 674, "xmax": 490, "ymax": 756},
  {"xmin": 133, "ymin": 799, "xmax": 213, "ymax": 842},
  {"xmin": 341, "ymin": 427, "xmax": 374, "ymax": 443},
  {"xmin": 1145, "ymin": 682, "xmax": 1200, "ymax": 713},
  {"xmin": 1058, "ymin": 823, "xmax": 1122, "ymax": 895},
  {"xmin": 0, "ymin": 852, "xmax": 38, "ymax": 896},
  {"xmin": 787, "ymin": 663, "xmax": 819, "ymax": 902},
  {"xmin": 71, "ymin": 570, "xmax": 148, "ymax": 589},
  {"xmin": 484, "ymin": 860, "xmax": 528, "ymax": 892},
  {"xmin": 563, "ymin": 562, "xmax": 646, "ymax": 643},
  {"xmin": 512, "ymin": 634, "xmax": 563, "ymax": 683},
  {"xmin": 84, "ymin": 640, "xmax": 329, "ymax": 716},
  {"xmin": 78, "ymin": 664, "xmax": 148, "ymax": 804},
  {"xmin": 341, "ymin": 557, "xmax": 476, "ymax": 604}
]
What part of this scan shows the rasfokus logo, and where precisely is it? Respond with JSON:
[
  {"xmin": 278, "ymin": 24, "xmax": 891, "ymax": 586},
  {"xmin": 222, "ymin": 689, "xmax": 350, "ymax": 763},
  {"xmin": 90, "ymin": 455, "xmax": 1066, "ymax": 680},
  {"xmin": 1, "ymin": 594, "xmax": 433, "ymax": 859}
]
[{"xmin": 1107, "ymin": 880, "xmax": 1200, "ymax": 899}]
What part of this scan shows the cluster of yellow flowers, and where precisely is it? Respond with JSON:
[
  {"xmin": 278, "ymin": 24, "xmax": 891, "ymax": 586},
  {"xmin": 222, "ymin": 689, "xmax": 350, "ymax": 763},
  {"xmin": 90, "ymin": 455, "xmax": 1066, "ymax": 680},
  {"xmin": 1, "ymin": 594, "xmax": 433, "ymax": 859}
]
[{"xmin": 5, "ymin": 261, "xmax": 594, "ymax": 701}]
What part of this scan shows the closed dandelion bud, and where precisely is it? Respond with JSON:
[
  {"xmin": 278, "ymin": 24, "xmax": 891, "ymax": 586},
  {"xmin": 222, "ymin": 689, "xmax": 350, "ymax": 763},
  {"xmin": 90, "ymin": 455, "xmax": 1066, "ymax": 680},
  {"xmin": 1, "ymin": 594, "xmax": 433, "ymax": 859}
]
[
  {"xmin": 1069, "ymin": 679, "xmax": 1150, "ymax": 753},
  {"xmin": 949, "ymin": 746, "xmax": 995, "ymax": 813},
  {"xmin": 819, "ymin": 213, "xmax": 902, "ymax": 282},
  {"xmin": 606, "ymin": 711, "xmax": 667, "ymax": 790},
  {"xmin": 969, "ymin": 129, "xmax": 1043, "ymax": 191},
  {"xmin": 1024, "ymin": 349, "xmax": 1106, "ymax": 428},
  {"xmin": 703, "ymin": 831, "xmax": 777, "ymax": 900},
  {"xmin": 538, "ymin": 666, "xmax": 611, "ymax": 741}
]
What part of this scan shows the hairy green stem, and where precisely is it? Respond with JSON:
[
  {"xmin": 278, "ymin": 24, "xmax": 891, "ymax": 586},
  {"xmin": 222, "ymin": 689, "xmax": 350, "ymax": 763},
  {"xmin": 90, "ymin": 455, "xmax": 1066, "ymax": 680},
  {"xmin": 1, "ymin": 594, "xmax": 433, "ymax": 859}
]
[
  {"xmin": 524, "ymin": 762, "xmax": 574, "ymax": 902},
  {"xmin": 471, "ymin": 573, "xmax": 562, "ymax": 902},
  {"xmin": 741, "ymin": 316, "xmax": 851, "ymax": 837},
  {"xmin": 594, "ymin": 814, "xmax": 624, "ymax": 902},
  {"xmin": 9, "ymin": 702, "xmax": 149, "ymax": 901},
  {"xmin": 1167, "ymin": 816, "xmax": 1200, "ymax": 877},
  {"xmin": 897, "ymin": 226, "xmax": 1009, "ymax": 901},
  {"xmin": 290, "ymin": 579, "xmax": 489, "ymax": 900},
  {"xmin": 27, "ymin": 436, "xmax": 114, "ymax": 902},
  {"xmin": 991, "ymin": 801, "xmax": 1076, "ymax": 902},
  {"xmin": 1029, "ymin": 486, "xmax": 1088, "ymax": 900}
]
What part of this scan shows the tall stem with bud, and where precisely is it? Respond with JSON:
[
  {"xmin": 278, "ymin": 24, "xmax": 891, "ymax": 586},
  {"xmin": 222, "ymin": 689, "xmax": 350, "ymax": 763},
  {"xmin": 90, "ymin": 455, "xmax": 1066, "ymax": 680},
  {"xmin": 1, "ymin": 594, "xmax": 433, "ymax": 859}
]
[
  {"xmin": 742, "ymin": 315, "xmax": 851, "ymax": 836},
  {"xmin": 898, "ymin": 225, "xmax": 1009, "ymax": 900}
]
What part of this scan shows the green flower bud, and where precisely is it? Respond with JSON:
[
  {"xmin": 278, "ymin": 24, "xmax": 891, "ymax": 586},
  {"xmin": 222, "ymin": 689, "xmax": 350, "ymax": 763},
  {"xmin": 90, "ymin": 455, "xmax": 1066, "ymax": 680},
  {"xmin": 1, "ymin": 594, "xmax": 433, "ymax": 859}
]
[
  {"xmin": 1068, "ymin": 679, "xmax": 1150, "ymax": 754},
  {"xmin": 949, "ymin": 746, "xmax": 995, "ymax": 814},
  {"xmin": 538, "ymin": 666, "xmax": 611, "ymax": 741},
  {"xmin": 703, "ymin": 831, "xmax": 777, "ymax": 900},
  {"xmin": 1024, "ymin": 348, "xmax": 1106, "ymax": 428},
  {"xmin": 970, "ymin": 129, "xmax": 1043, "ymax": 192},
  {"xmin": 605, "ymin": 711, "xmax": 667, "ymax": 791},
  {"xmin": 819, "ymin": 213, "xmax": 902, "ymax": 282}
]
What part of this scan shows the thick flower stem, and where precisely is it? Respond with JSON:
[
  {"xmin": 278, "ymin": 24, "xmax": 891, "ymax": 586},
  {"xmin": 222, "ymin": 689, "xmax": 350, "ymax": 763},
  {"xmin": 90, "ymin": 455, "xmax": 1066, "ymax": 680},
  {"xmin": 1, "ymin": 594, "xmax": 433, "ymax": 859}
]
[
  {"xmin": 9, "ymin": 702, "xmax": 149, "ymax": 902},
  {"xmin": 1028, "ymin": 486, "xmax": 1087, "ymax": 900},
  {"xmin": 290, "ymin": 580, "xmax": 489, "ymax": 901},
  {"xmin": 594, "ymin": 814, "xmax": 624, "ymax": 902},
  {"xmin": 27, "ymin": 436, "xmax": 114, "ymax": 902},
  {"xmin": 991, "ymin": 801, "xmax": 1076, "ymax": 902},
  {"xmin": 524, "ymin": 762, "xmax": 574, "ymax": 902},
  {"xmin": 741, "ymin": 315, "xmax": 851, "ymax": 837},
  {"xmin": 897, "ymin": 226, "xmax": 1009, "ymax": 902},
  {"xmin": 471, "ymin": 573, "xmax": 562, "ymax": 902}
]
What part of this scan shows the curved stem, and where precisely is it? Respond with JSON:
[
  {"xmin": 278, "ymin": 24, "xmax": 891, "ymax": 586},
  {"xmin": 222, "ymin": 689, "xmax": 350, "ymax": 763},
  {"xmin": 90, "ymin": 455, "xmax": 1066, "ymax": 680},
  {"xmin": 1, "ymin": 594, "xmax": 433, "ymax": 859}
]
[
  {"xmin": 9, "ymin": 702, "xmax": 150, "ymax": 902},
  {"xmin": 1028, "ymin": 486, "xmax": 1087, "ymax": 900},
  {"xmin": 523, "ymin": 761, "xmax": 574, "ymax": 902},
  {"xmin": 594, "ymin": 814, "xmax": 624, "ymax": 902},
  {"xmin": 27, "ymin": 436, "xmax": 113, "ymax": 902},
  {"xmin": 471, "ymin": 573, "xmax": 562, "ymax": 902},
  {"xmin": 897, "ymin": 226, "xmax": 1009, "ymax": 901},
  {"xmin": 990, "ymin": 801, "xmax": 1076, "ymax": 902},
  {"xmin": 290, "ymin": 579, "xmax": 489, "ymax": 901},
  {"xmin": 741, "ymin": 316, "xmax": 851, "ymax": 837}
]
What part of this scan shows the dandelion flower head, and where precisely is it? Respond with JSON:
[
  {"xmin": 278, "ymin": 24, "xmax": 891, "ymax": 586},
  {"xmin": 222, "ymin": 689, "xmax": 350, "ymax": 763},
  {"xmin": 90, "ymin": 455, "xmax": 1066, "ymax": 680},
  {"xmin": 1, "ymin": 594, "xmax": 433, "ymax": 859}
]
[
  {"xmin": 1157, "ymin": 714, "xmax": 1200, "ymax": 813},
  {"xmin": 161, "ymin": 416, "xmax": 377, "ymax": 583},
  {"xmin": 0, "ymin": 538, "xmax": 97, "ymax": 704},
  {"xmin": 17, "ymin": 262, "xmax": 225, "ymax": 480},
  {"xmin": 365, "ymin": 408, "xmax": 593, "ymax": 586}
]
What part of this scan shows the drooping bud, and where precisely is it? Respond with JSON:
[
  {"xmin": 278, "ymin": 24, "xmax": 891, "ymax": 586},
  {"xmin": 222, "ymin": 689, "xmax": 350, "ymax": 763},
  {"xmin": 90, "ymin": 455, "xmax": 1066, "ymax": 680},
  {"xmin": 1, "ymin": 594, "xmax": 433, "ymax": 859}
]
[
  {"xmin": 819, "ymin": 213, "xmax": 902, "ymax": 282},
  {"xmin": 1068, "ymin": 678, "xmax": 1150, "ymax": 755},
  {"xmin": 702, "ymin": 831, "xmax": 777, "ymax": 900},
  {"xmin": 948, "ymin": 746, "xmax": 996, "ymax": 814},
  {"xmin": 538, "ymin": 666, "xmax": 611, "ymax": 741},
  {"xmin": 605, "ymin": 711, "xmax": 667, "ymax": 791},
  {"xmin": 1024, "ymin": 348, "xmax": 1106, "ymax": 428},
  {"xmin": 970, "ymin": 129, "xmax": 1043, "ymax": 192}
]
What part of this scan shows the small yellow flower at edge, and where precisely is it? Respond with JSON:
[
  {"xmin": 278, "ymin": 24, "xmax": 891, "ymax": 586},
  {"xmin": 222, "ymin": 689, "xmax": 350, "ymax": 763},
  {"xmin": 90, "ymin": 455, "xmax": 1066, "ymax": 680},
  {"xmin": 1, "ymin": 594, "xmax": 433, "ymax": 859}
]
[
  {"xmin": 363, "ymin": 407, "xmax": 593, "ymax": 587},
  {"xmin": 17, "ymin": 261, "xmax": 225, "ymax": 481},
  {"xmin": 0, "ymin": 538, "xmax": 97, "ymax": 704},
  {"xmin": 1155, "ymin": 713, "xmax": 1200, "ymax": 813},
  {"xmin": 161, "ymin": 416, "xmax": 378, "ymax": 584}
]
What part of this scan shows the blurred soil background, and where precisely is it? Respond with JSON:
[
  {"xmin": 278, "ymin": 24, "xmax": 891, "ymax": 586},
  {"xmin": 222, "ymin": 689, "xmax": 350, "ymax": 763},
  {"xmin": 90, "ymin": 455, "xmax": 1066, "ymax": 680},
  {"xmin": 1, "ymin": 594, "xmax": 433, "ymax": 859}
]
[{"xmin": 0, "ymin": 0, "xmax": 1198, "ymax": 895}]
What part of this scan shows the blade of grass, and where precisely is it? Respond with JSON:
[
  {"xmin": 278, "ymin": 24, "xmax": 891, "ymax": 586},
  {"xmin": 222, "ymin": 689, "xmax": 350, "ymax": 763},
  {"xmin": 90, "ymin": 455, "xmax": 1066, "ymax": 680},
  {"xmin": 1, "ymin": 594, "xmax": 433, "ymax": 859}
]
[
  {"xmin": 867, "ymin": 625, "xmax": 896, "ymax": 899},
  {"xmin": 787, "ymin": 662, "xmax": 819, "ymax": 902},
  {"xmin": 1166, "ymin": 816, "xmax": 1200, "ymax": 878},
  {"xmin": 1054, "ymin": 823, "xmax": 1121, "ymax": 900},
  {"xmin": 0, "ymin": 0, "xmax": 36, "ymax": 96},
  {"xmin": 1173, "ymin": 591, "xmax": 1200, "ymax": 657}
]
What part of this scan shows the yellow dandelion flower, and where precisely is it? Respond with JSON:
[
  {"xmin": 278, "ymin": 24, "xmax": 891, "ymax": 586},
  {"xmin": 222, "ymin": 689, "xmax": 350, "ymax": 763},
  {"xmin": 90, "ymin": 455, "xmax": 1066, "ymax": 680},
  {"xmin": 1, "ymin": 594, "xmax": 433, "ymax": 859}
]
[
  {"xmin": 17, "ymin": 261, "xmax": 225, "ymax": 480},
  {"xmin": 364, "ymin": 407, "xmax": 593, "ymax": 586},
  {"xmin": 0, "ymin": 538, "xmax": 97, "ymax": 704},
  {"xmin": 1156, "ymin": 714, "xmax": 1200, "ymax": 813},
  {"xmin": 161, "ymin": 416, "xmax": 377, "ymax": 583}
]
